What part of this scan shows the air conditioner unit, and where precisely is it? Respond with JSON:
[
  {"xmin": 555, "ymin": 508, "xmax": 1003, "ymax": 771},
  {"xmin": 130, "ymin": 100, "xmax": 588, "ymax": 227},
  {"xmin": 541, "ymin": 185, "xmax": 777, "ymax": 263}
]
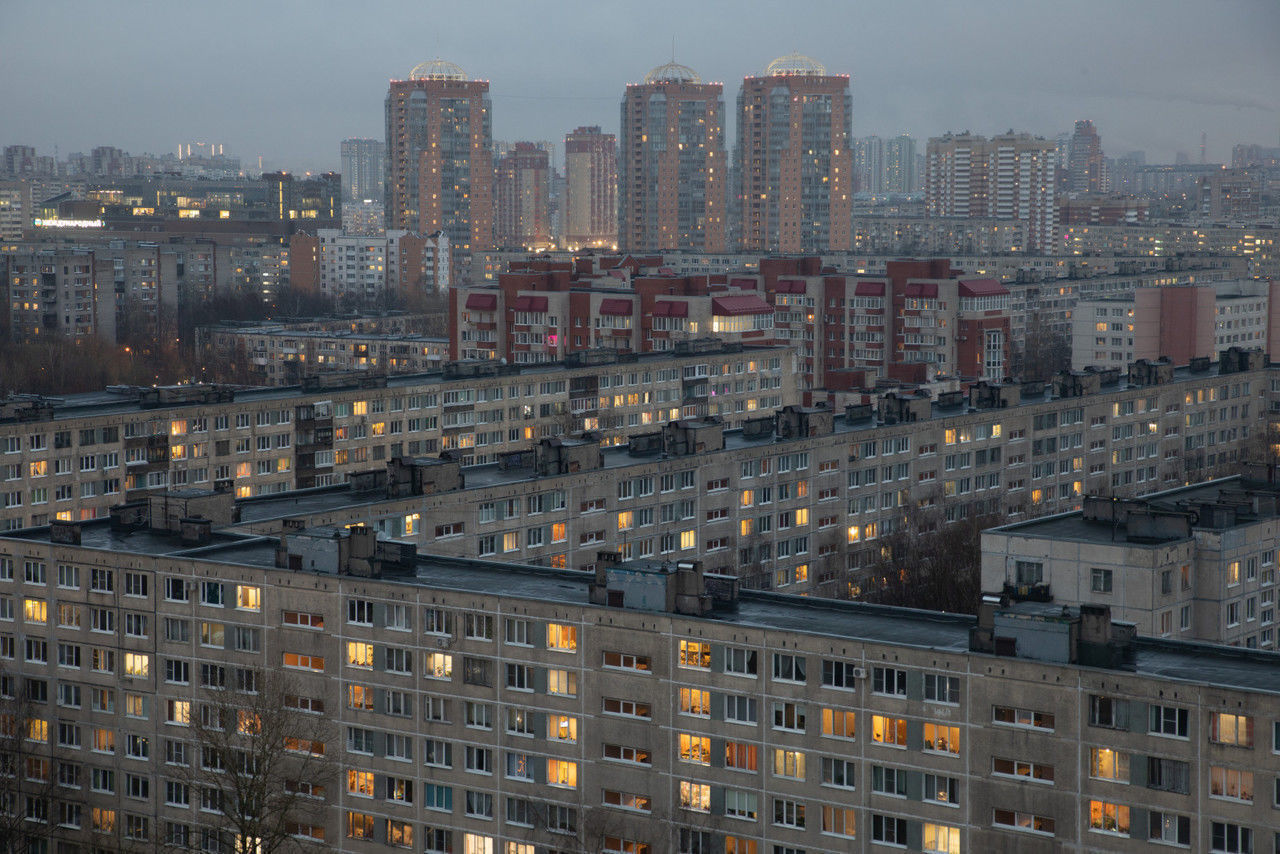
[
  {"xmin": 435, "ymin": 636, "xmax": 452, "ymax": 649},
  {"xmin": 850, "ymin": 666, "xmax": 868, "ymax": 679}
]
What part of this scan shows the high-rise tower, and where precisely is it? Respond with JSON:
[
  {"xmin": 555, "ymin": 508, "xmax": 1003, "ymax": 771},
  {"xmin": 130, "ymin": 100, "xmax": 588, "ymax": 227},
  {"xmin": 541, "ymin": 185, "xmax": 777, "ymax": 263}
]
[
  {"xmin": 384, "ymin": 60, "xmax": 494, "ymax": 251},
  {"xmin": 563, "ymin": 126, "xmax": 616, "ymax": 249},
  {"xmin": 926, "ymin": 132, "xmax": 1057, "ymax": 252},
  {"xmin": 619, "ymin": 61, "xmax": 726, "ymax": 253},
  {"xmin": 737, "ymin": 54, "xmax": 852, "ymax": 253},
  {"xmin": 1068, "ymin": 119, "xmax": 1106, "ymax": 195},
  {"xmin": 340, "ymin": 138, "xmax": 385, "ymax": 203},
  {"xmin": 494, "ymin": 142, "xmax": 551, "ymax": 250},
  {"xmin": 884, "ymin": 134, "xmax": 917, "ymax": 194}
]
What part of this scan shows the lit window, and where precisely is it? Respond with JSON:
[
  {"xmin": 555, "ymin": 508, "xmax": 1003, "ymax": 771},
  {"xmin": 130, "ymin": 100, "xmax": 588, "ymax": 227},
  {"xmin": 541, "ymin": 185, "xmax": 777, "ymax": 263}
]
[
  {"xmin": 347, "ymin": 642, "xmax": 374, "ymax": 668},
  {"xmin": 547, "ymin": 623, "xmax": 577, "ymax": 651},
  {"xmin": 1088, "ymin": 800, "xmax": 1130, "ymax": 836},
  {"xmin": 1209, "ymin": 712, "xmax": 1253, "ymax": 747},
  {"xmin": 547, "ymin": 759, "xmax": 577, "ymax": 788},
  {"xmin": 871, "ymin": 715, "xmax": 907, "ymax": 747},
  {"xmin": 235, "ymin": 585, "xmax": 261, "ymax": 611}
]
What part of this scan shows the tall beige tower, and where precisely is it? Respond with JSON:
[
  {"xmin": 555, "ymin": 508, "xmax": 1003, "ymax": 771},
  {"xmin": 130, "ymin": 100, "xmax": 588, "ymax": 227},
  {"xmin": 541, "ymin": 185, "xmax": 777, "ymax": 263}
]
[
  {"xmin": 384, "ymin": 60, "xmax": 494, "ymax": 252},
  {"xmin": 563, "ymin": 126, "xmax": 617, "ymax": 249},
  {"xmin": 737, "ymin": 54, "xmax": 852, "ymax": 253},
  {"xmin": 619, "ymin": 62, "xmax": 727, "ymax": 253}
]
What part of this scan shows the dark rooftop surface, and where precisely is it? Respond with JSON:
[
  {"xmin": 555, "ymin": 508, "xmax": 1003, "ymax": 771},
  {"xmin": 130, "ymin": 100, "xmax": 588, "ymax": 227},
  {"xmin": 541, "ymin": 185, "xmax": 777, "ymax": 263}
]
[
  {"xmin": 5, "ymin": 521, "xmax": 1279, "ymax": 697},
  {"xmin": 1, "ymin": 523, "xmax": 255, "ymax": 557},
  {"xmin": 237, "ymin": 365, "xmax": 1249, "ymax": 527},
  {"xmin": 988, "ymin": 477, "xmax": 1272, "ymax": 545},
  {"xmin": 25, "ymin": 343, "xmax": 792, "ymax": 423}
]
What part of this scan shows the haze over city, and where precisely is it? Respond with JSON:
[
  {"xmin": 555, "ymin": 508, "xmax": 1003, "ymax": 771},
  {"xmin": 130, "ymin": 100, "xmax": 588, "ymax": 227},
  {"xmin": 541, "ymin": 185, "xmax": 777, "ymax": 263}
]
[
  {"xmin": 5, "ymin": 2, "xmax": 1280, "ymax": 853},
  {"xmin": 3, "ymin": 0, "xmax": 1277, "ymax": 170}
]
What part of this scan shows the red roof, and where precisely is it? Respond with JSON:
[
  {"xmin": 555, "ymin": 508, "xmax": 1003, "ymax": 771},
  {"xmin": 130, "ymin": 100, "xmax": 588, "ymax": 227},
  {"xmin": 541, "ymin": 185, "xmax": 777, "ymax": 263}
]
[
  {"xmin": 854, "ymin": 281, "xmax": 885, "ymax": 296},
  {"xmin": 903, "ymin": 282, "xmax": 939, "ymax": 298},
  {"xmin": 465, "ymin": 293, "xmax": 497, "ymax": 310},
  {"xmin": 958, "ymin": 278, "xmax": 1008, "ymax": 297},
  {"xmin": 653, "ymin": 301, "xmax": 689, "ymax": 317},
  {"xmin": 775, "ymin": 279, "xmax": 807, "ymax": 294},
  {"xmin": 513, "ymin": 295, "xmax": 549, "ymax": 311},
  {"xmin": 598, "ymin": 298, "xmax": 633, "ymax": 315},
  {"xmin": 729, "ymin": 276, "xmax": 756, "ymax": 288},
  {"xmin": 712, "ymin": 295, "xmax": 773, "ymax": 316}
]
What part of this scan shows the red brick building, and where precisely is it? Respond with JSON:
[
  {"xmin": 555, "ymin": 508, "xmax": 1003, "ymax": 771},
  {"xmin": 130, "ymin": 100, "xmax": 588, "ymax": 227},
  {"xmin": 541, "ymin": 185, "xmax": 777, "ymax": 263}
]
[{"xmin": 452, "ymin": 254, "xmax": 1011, "ymax": 393}]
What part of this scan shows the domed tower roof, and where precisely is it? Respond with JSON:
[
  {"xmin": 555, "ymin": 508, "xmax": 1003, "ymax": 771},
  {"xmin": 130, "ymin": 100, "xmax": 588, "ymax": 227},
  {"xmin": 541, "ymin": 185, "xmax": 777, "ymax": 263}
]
[
  {"xmin": 764, "ymin": 53, "xmax": 827, "ymax": 77},
  {"xmin": 409, "ymin": 59, "xmax": 468, "ymax": 81},
  {"xmin": 644, "ymin": 61, "xmax": 702, "ymax": 85}
]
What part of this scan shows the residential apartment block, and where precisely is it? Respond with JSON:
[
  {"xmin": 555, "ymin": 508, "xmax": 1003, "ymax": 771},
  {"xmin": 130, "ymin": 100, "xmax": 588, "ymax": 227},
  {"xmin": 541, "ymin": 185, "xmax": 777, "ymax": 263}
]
[
  {"xmin": 619, "ymin": 62, "xmax": 727, "ymax": 253},
  {"xmin": 451, "ymin": 257, "xmax": 775, "ymax": 364},
  {"xmin": 222, "ymin": 353, "xmax": 1271, "ymax": 598},
  {"xmin": 925, "ymin": 132, "xmax": 1058, "ymax": 253},
  {"xmin": 2, "ymin": 511, "xmax": 1279, "ymax": 853},
  {"xmin": 494, "ymin": 144, "xmax": 551, "ymax": 251},
  {"xmin": 736, "ymin": 55, "xmax": 852, "ymax": 254},
  {"xmin": 1071, "ymin": 281, "xmax": 1280, "ymax": 372},
  {"xmin": 196, "ymin": 324, "xmax": 449, "ymax": 385},
  {"xmin": 384, "ymin": 61, "xmax": 494, "ymax": 251},
  {"xmin": 983, "ymin": 472, "xmax": 1280, "ymax": 650},
  {"xmin": 288, "ymin": 229, "xmax": 451, "ymax": 301},
  {"xmin": 562, "ymin": 127, "xmax": 616, "ymax": 250},
  {"xmin": 0, "ymin": 344, "xmax": 797, "ymax": 530},
  {"xmin": 453, "ymin": 255, "xmax": 1012, "ymax": 390}
]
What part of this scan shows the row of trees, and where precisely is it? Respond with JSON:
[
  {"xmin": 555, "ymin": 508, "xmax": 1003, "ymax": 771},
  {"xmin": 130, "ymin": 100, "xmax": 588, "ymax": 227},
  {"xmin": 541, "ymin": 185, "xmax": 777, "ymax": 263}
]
[{"xmin": 1, "ymin": 285, "xmax": 451, "ymax": 395}]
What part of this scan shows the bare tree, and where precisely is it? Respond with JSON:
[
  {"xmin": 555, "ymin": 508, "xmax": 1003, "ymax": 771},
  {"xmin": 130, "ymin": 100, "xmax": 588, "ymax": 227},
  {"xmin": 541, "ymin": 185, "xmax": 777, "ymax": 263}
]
[
  {"xmin": 167, "ymin": 670, "xmax": 334, "ymax": 854},
  {"xmin": 0, "ymin": 668, "xmax": 59, "ymax": 854},
  {"xmin": 859, "ymin": 496, "xmax": 1005, "ymax": 615},
  {"xmin": 1013, "ymin": 309, "xmax": 1071, "ymax": 380}
]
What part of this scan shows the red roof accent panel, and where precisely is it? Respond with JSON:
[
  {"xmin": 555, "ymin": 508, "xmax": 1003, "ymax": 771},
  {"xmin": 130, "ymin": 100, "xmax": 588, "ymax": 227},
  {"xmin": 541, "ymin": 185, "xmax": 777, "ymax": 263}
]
[
  {"xmin": 776, "ymin": 279, "xmax": 807, "ymax": 293},
  {"xmin": 854, "ymin": 281, "xmax": 885, "ymax": 296},
  {"xmin": 903, "ymin": 282, "xmax": 939, "ymax": 298},
  {"xmin": 712, "ymin": 295, "xmax": 773, "ymax": 316},
  {"xmin": 465, "ymin": 293, "xmax": 497, "ymax": 310},
  {"xmin": 653, "ymin": 301, "xmax": 689, "ymax": 317},
  {"xmin": 958, "ymin": 278, "xmax": 1008, "ymax": 297},
  {"xmin": 729, "ymin": 276, "xmax": 757, "ymax": 288},
  {"xmin": 598, "ymin": 298, "xmax": 634, "ymax": 315}
]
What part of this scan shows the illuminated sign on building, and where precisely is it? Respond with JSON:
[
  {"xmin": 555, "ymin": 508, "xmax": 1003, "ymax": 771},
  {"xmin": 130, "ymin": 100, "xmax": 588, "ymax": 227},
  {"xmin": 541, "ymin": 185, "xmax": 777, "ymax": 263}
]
[{"xmin": 32, "ymin": 217, "xmax": 104, "ymax": 228}]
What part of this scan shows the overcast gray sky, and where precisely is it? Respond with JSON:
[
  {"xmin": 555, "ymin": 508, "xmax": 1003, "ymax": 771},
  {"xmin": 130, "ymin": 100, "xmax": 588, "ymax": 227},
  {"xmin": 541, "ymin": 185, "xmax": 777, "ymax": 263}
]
[{"xmin": 3, "ymin": 0, "xmax": 1277, "ymax": 172}]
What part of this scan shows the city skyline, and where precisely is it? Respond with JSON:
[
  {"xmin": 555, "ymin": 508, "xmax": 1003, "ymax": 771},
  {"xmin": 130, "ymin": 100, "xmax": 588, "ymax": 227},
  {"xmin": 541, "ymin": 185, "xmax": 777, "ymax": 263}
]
[{"xmin": 3, "ymin": 0, "xmax": 1277, "ymax": 173}]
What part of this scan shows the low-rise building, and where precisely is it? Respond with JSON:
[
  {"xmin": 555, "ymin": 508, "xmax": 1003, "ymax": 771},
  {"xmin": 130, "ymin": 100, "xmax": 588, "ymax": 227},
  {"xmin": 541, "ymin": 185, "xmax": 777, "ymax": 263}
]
[
  {"xmin": 1071, "ymin": 281, "xmax": 1280, "ymax": 372},
  {"xmin": 982, "ymin": 471, "xmax": 1280, "ymax": 649},
  {"xmin": 289, "ymin": 229, "xmax": 450, "ymax": 302},
  {"xmin": 0, "ymin": 343, "xmax": 797, "ymax": 530},
  {"xmin": 198, "ymin": 324, "xmax": 449, "ymax": 385},
  {"xmin": 218, "ymin": 353, "xmax": 1271, "ymax": 597}
]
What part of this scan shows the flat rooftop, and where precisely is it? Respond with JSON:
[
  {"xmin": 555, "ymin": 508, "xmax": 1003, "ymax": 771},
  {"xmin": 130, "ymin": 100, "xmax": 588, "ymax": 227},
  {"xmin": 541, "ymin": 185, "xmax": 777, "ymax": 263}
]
[
  {"xmin": 9, "ymin": 343, "xmax": 792, "ymax": 424},
  {"xmin": 5, "ymin": 521, "xmax": 1279, "ymax": 697},
  {"xmin": 988, "ymin": 476, "xmax": 1278, "ymax": 545},
  {"xmin": 209, "ymin": 326, "xmax": 449, "ymax": 343},
  {"xmin": 236, "ymin": 361, "xmax": 1260, "ymax": 526}
]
